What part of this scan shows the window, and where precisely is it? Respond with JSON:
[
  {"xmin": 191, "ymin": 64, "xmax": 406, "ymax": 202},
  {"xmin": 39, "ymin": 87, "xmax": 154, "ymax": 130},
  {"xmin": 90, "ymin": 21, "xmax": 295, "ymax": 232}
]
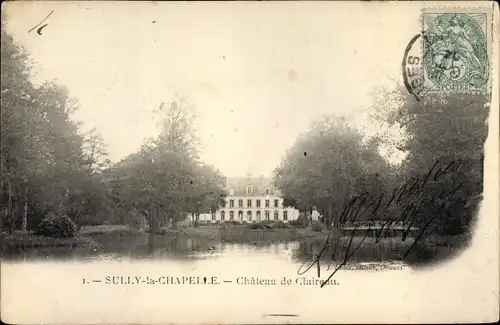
[
  {"xmin": 247, "ymin": 199, "xmax": 252, "ymax": 208},
  {"xmin": 230, "ymin": 211, "xmax": 234, "ymax": 220},
  {"xmin": 221, "ymin": 200, "xmax": 226, "ymax": 208},
  {"xmin": 230, "ymin": 199, "xmax": 234, "ymax": 208},
  {"xmin": 265, "ymin": 188, "xmax": 270, "ymax": 196},
  {"xmin": 247, "ymin": 210, "xmax": 252, "ymax": 221},
  {"xmin": 274, "ymin": 199, "xmax": 279, "ymax": 208},
  {"xmin": 274, "ymin": 211, "xmax": 279, "ymax": 220},
  {"xmin": 238, "ymin": 199, "xmax": 243, "ymax": 208},
  {"xmin": 265, "ymin": 199, "xmax": 270, "ymax": 207},
  {"xmin": 212, "ymin": 211, "xmax": 216, "ymax": 221},
  {"xmin": 256, "ymin": 199, "xmax": 261, "ymax": 207},
  {"xmin": 265, "ymin": 210, "xmax": 270, "ymax": 221},
  {"xmin": 246, "ymin": 185, "xmax": 253, "ymax": 195},
  {"xmin": 256, "ymin": 211, "xmax": 261, "ymax": 221},
  {"xmin": 283, "ymin": 211, "xmax": 288, "ymax": 221},
  {"xmin": 238, "ymin": 210, "xmax": 243, "ymax": 220},
  {"xmin": 221, "ymin": 211, "xmax": 225, "ymax": 220}
]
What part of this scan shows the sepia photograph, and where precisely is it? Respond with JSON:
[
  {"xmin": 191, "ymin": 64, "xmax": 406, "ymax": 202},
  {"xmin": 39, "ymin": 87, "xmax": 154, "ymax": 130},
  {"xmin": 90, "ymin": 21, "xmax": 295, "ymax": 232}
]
[{"xmin": 1, "ymin": 1, "xmax": 498, "ymax": 324}]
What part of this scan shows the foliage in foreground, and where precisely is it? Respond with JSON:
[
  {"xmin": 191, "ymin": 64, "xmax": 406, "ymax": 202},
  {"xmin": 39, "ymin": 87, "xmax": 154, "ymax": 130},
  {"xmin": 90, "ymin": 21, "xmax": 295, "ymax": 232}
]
[
  {"xmin": 274, "ymin": 85, "xmax": 488, "ymax": 238},
  {"xmin": 1, "ymin": 19, "xmax": 227, "ymax": 234},
  {"xmin": 1, "ymin": 14, "xmax": 488, "ymax": 244},
  {"xmin": 274, "ymin": 116, "xmax": 392, "ymax": 228},
  {"xmin": 34, "ymin": 214, "xmax": 78, "ymax": 238}
]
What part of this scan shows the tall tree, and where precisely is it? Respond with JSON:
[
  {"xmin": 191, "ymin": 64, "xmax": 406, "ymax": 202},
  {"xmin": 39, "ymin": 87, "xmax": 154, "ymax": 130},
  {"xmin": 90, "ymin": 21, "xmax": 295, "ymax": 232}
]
[
  {"xmin": 108, "ymin": 98, "xmax": 225, "ymax": 231},
  {"xmin": 370, "ymin": 86, "xmax": 489, "ymax": 235},
  {"xmin": 187, "ymin": 164, "xmax": 226, "ymax": 226},
  {"xmin": 81, "ymin": 128, "xmax": 111, "ymax": 176},
  {"xmin": 274, "ymin": 116, "xmax": 391, "ymax": 228},
  {"xmin": 1, "ymin": 18, "xmax": 104, "ymax": 231},
  {"xmin": 152, "ymin": 97, "xmax": 200, "ymax": 159}
]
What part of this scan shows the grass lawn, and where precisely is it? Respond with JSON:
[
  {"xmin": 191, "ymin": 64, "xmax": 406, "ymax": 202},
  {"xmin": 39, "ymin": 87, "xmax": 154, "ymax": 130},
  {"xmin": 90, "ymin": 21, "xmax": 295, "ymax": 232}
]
[
  {"xmin": 178, "ymin": 225, "xmax": 332, "ymax": 244},
  {"xmin": 79, "ymin": 224, "xmax": 134, "ymax": 235},
  {"xmin": 79, "ymin": 223, "xmax": 333, "ymax": 245}
]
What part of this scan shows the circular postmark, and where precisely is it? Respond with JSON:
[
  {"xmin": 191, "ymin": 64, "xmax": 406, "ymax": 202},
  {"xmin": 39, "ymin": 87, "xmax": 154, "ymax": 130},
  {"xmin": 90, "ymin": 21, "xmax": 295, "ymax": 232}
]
[{"xmin": 402, "ymin": 33, "xmax": 424, "ymax": 101}]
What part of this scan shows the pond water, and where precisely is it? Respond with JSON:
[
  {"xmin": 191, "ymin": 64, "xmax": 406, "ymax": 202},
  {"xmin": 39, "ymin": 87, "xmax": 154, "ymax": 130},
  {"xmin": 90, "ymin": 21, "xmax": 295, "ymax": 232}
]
[
  {"xmin": 2, "ymin": 231, "xmax": 461, "ymax": 324},
  {"xmin": 3, "ymin": 231, "xmax": 438, "ymax": 268}
]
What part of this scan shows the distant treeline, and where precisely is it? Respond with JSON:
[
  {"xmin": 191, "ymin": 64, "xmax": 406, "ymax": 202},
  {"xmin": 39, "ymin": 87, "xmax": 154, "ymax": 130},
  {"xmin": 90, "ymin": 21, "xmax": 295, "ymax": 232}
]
[
  {"xmin": 274, "ymin": 87, "xmax": 488, "ymax": 236},
  {"xmin": 1, "ymin": 18, "xmax": 488, "ymax": 237},
  {"xmin": 1, "ymin": 19, "xmax": 225, "ymax": 233}
]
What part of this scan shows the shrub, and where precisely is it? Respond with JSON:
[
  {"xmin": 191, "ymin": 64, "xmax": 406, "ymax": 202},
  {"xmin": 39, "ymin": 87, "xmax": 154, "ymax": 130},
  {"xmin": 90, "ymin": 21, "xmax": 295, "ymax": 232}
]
[
  {"xmin": 271, "ymin": 221, "xmax": 290, "ymax": 229},
  {"xmin": 247, "ymin": 223, "xmax": 272, "ymax": 230},
  {"xmin": 311, "ymin": 221, "xmax": 325, "ymax": 232},
  {"xmin": 289, "ymin": 218, "xmax": 308, "ymax": 228},
  {"xmin": 34, "ymin": 213, "xmax": 78, "ymax": 238}
]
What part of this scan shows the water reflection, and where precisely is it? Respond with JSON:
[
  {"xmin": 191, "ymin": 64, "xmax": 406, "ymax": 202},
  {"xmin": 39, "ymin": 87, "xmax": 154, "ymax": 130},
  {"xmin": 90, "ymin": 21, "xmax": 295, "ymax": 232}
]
[
  {"xmin": 290, "ymin": 236, "xmax": 444, "ymax": 266},
  {"xmin": 2, "ymin": 233, "xmax": 301, "ymax": 262},
  {"xmin": 2, "ymin": 232, "xmax": 439, "ymax": 266}
]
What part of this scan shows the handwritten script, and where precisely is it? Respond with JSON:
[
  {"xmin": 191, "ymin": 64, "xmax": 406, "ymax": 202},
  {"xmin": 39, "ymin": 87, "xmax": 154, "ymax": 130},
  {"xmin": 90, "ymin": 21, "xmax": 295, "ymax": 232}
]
[
  {"xmin": 28, "ymin": 10, "xmax": 54, "ymax": 35},
  {"xmin": 297, "ymin": 159, "xmax": 467, "ymax": 288}
]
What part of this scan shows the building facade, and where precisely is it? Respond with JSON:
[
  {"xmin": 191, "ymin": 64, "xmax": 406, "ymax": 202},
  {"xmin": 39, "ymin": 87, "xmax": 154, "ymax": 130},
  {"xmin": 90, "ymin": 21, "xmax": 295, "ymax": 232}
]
[{"xmin": 193, "ymin": 176, "xmax": 300, "ymax": 223}]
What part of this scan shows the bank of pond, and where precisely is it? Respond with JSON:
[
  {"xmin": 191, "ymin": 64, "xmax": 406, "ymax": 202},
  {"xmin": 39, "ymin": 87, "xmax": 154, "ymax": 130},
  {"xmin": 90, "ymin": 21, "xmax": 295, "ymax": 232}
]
[{"xmin": 1, "ymin": 223, "xmax": 470, "ymax": 265}]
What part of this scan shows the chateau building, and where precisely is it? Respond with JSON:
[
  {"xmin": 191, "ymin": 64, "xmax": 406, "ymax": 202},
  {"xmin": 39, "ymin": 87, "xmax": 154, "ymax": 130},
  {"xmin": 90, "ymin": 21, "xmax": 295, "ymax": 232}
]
[{"xmin": 193, "ymin": 176, "xmax": 300, "ymax": 223}]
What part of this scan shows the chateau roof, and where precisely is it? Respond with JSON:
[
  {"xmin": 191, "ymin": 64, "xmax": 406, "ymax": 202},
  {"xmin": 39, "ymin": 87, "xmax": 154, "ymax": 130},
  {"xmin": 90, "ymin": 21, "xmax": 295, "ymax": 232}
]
[{"xmin": 225, "ymin": 176, "xmax": 281, "ymax": 197}]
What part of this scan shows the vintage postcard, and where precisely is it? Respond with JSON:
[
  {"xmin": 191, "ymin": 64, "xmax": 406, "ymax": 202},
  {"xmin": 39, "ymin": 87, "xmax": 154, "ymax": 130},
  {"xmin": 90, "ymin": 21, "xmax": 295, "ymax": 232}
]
[{"xmin": 1, "ymin": 1, "xmax": 499, "ymax": 324}]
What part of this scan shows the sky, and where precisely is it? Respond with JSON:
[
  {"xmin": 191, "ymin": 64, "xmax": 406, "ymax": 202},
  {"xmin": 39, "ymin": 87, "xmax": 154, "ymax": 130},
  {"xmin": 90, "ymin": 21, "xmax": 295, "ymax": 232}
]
[{"xmin": 3, "ymin": 1, "xmax": 419, "ymax": 177}]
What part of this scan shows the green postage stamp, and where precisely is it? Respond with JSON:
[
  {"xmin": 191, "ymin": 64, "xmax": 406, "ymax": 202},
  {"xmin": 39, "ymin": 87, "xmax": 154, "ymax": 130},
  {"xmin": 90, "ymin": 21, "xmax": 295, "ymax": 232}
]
[{"xmin": 422, "ymin": 9, "xmax": 491, "ymax": 93}]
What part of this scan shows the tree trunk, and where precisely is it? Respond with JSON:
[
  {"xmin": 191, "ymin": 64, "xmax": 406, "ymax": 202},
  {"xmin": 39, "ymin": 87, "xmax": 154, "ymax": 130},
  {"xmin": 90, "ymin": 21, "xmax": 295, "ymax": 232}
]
[
  {"xmin": 325, "ymin": 215, "xmax": 332, "ymax": 229},
  {"xmin": 147, "ymin": 204, "xmax": 162, "ymax": 234},
  {"xmin": 0, "ymin": 207, "xmax": 4, "ymax": 232},
  {"xmin": 21, "ymin": 180, "xmax": 28, "ymax": 232},
  {"xmin": 7, "ymin": 182, "xmax": 14, "ymax": 233},
  {"xmin": 170, "ymin": 212, "xmax": 178, "ymax": 230},
  {"xmin": 0, "ymin": 129, "xmax": 4, "ymax": 231},
  {"xmin": 320, "ymin": 200, "xmax": 333, "ymax": 230},
  {"xmin": 194, "ymin": 212, "xmax": 199, "ymax": 227}
]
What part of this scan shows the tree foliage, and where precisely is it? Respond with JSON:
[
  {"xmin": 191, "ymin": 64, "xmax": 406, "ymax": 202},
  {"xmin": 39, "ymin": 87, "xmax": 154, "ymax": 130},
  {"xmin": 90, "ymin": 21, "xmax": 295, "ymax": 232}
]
[
  {"xmin": 371, "ymin": 86, "xmax": 488, "ymax": 235},
  {"xmin": 2, "ymin": 11, "xmax": 486, "ymax": 240},
  {"xmin": 274, "ymin": 83, "xmax": 487, "ymax": 236},
  {"xmin": 274, "ymin": 116, "xmax": 392, "ymax": 228},
  {"xmin": 1, "ymin": 18, "xmax": 111, "ymax": 231},
  {"xmin": 106, "ymin": 100, "xmax": 226, "ymax": 231},
  {"xmin": 1, "ymin": 19, "xmax": 225, "ymax": 234}
]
